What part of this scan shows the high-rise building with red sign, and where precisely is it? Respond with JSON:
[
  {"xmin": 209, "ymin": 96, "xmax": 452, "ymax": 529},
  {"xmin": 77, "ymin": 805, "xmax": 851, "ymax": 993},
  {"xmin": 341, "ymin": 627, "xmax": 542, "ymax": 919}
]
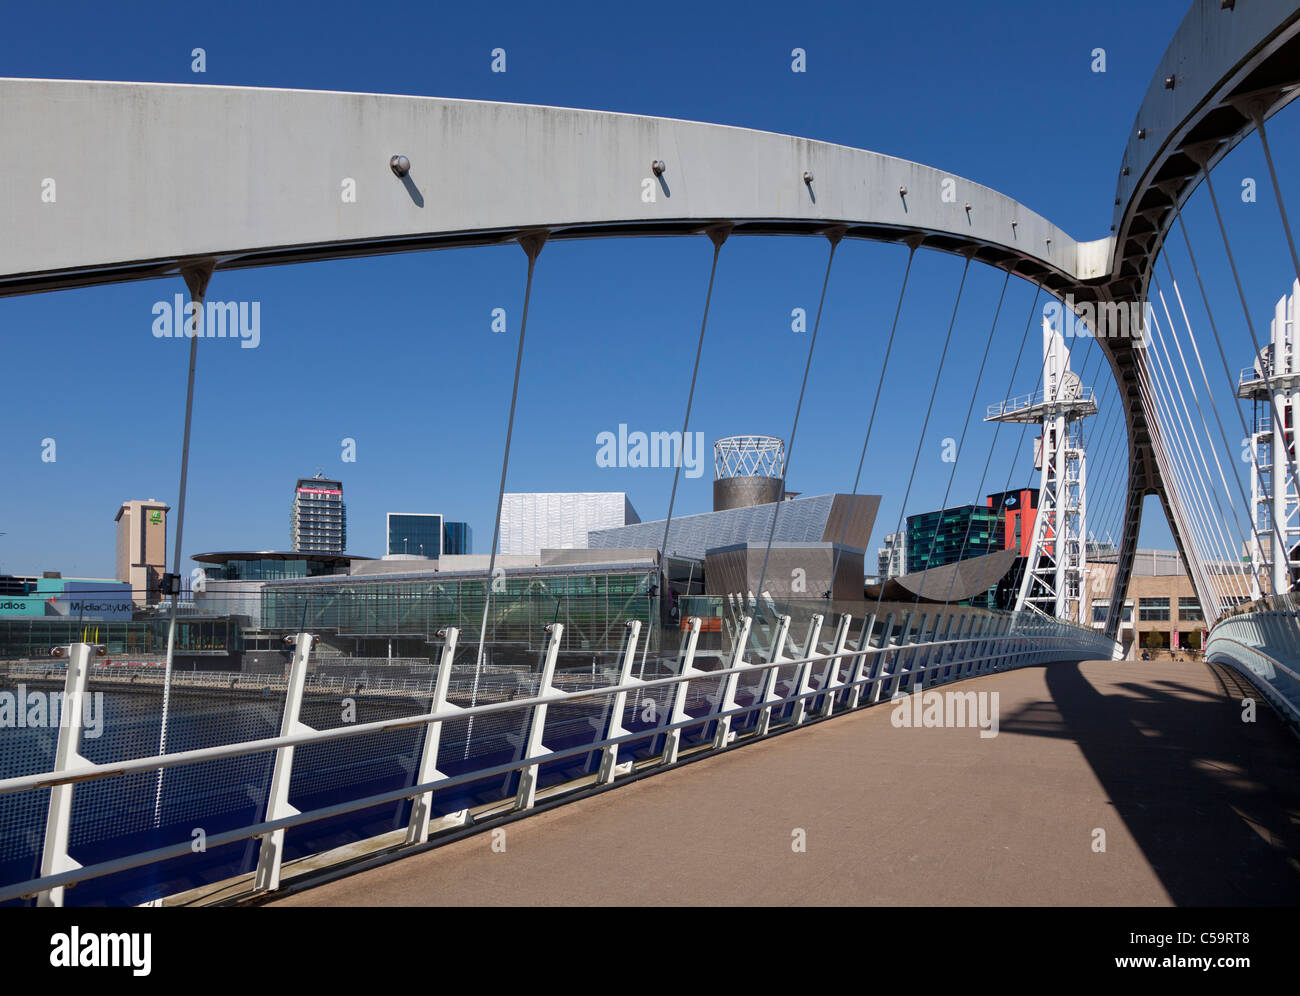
[{"xmin": 292, "ymin": 474, "xmax": 347, "ymax": 553}]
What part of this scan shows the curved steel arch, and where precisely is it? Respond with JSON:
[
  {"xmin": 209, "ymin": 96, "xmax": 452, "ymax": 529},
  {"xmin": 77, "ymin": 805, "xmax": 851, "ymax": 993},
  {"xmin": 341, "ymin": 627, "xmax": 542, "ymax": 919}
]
[
  {"xmin": 1087, "ymin": 0, "xmax": 1300, "ymax": 636},
  {"xmin": 0, "ymin": 77, "xmax": 1101, "ymax": 297},
  {"xmin": 0, "ymin": 0, "xmax": 1297, "ymax": 642}
]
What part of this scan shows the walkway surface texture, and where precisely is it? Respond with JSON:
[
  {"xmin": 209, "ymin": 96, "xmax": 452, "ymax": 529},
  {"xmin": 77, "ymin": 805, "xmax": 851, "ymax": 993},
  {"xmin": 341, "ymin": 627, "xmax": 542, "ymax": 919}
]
[{"xmin": 272, "ymin": 659, "xmax": 1300, "ymax": 906}]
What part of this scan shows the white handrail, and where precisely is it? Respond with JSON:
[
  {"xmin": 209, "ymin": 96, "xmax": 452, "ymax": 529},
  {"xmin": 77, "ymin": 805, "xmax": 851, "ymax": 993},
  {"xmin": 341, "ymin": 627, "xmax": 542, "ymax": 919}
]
[{"xmin": 1, "ymin": 609, "xmax": 1117, "ymax": 904}]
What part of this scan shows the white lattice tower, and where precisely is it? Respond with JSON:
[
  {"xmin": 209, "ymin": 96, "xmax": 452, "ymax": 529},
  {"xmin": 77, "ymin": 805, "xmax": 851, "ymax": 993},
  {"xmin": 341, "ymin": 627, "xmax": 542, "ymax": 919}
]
[
  {"xmin": 986, "ymin": 317, "xmax": 1097, "ymax": 622},
  {"xmin": 1241, "ymin": 280, "xmax": 1300, "ymax": 598}
]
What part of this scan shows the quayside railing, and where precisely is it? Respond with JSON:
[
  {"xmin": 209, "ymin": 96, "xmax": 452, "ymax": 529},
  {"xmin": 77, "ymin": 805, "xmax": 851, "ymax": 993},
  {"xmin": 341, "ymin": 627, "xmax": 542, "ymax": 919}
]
[{"xmin": 0, "ymin": 603, "xmax": 1118, "ymax": 906}]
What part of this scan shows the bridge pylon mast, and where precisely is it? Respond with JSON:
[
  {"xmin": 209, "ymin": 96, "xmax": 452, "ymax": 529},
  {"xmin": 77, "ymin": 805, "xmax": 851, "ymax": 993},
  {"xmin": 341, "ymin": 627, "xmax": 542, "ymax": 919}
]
[
  {"xmin": 1239, "ymin": 279, "xmax": 1300, "ymax": 599},
  {"xmin": 986, "ymin": 318, "xmax": 1098, "ymax": 623}
]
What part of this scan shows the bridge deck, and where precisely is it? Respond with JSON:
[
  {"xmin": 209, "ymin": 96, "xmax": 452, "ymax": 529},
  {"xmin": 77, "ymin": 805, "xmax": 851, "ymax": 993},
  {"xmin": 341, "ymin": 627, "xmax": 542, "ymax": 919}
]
[{"xmin": 271, "ymin": 659, "xmax": 1300, "ymax": 906}]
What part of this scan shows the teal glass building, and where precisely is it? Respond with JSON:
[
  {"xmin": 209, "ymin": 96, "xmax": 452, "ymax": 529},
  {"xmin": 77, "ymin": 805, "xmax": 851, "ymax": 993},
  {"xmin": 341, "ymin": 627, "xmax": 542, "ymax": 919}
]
[{"xmin": 905, "ymin": 505, "xmax": 1006, "ymax": 575}]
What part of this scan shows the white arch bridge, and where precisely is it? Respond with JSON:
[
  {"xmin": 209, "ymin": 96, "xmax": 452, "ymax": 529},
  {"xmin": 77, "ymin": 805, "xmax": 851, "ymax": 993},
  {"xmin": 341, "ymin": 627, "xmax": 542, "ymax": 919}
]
[{"xmin": 1, "ymin": 0, "xmax": 1299, "ymax": 906}]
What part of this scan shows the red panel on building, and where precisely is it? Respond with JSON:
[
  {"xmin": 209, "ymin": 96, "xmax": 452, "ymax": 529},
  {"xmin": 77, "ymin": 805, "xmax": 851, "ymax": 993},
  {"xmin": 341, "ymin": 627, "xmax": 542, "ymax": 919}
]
[{"xmin": 986, "ymin": 488, "xmax": 1038, "ymax": 557}]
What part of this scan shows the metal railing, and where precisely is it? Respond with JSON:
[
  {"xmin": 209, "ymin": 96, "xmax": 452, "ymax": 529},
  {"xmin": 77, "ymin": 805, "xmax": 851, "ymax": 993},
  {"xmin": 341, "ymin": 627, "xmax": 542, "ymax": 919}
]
[
  {"xmin": 985, "ymin": 385, "xmax": 1097, "ymax": 420},
  {"xmin": 0, "ymin": 606, "xmax": 1118, "ymax": 906},
  {"xmin": 1205, "ymin": 605, "xmax": 1300, "ymax": 732},
  {"xmin": 1240, "ymin": 364, "xmax": 1266, "ymax": 387}
]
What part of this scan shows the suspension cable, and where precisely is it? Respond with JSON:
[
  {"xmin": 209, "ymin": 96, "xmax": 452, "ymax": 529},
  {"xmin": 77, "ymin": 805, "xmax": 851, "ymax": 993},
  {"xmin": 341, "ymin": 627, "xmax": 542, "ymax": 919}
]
[
  {"xmin": 829, "ymin": 240, "xmax": 920, "ymax": 591},
  {"xmin": 1253, "ymin": 110, "xmax": 1300, "ymax": 290},
  {"xmin": 871, "ymin": 253, "xmax": 972, "ymax": 619},
  {"xmin": 755, "ymin": 229, "xmax": 844, "ymax": 607},
  {"xmin": 1201, "ymin": 168, "xmax": 1300, "ymax": 518},
  {"xmin": 1161, "ymin": 250, "xmax": 1273, "ymax": 597},
  {"xmin": 658, "ymin": 225, "xmax": 731, "ymax": 605},
  {"xmin": 1178, "ymin": 211, "xmax": 1297, "ymax": 601},
  {"xmin": 467, "ymin": 232, "xmax": 547, "ymax": 754},
  {"xmin": 913, "ymin": 267, "xmax": 1012, "ymax": 605},
  {"xmin": 154, "ymin": 261, "xmax": 212, "ymax": 829}
]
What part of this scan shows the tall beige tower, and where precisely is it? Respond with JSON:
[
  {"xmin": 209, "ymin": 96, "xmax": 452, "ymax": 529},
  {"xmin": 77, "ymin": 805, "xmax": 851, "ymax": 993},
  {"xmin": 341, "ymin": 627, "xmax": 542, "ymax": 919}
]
[{"xmin": 115, "ymin": 499, "xmax": 170, "ymax": 606}]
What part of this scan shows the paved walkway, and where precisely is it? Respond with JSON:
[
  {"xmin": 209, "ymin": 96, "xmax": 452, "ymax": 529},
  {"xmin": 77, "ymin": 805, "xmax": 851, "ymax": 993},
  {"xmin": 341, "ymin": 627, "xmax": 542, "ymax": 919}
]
[{"xmin": 272, "ymin": 659, "xmax": 1300, "ymax": 906}]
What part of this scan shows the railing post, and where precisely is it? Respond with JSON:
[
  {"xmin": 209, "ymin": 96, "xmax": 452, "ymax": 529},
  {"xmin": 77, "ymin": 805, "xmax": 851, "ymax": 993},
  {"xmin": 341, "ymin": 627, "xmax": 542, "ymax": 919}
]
[
  {"xmin": 818, "ymin": 614, "xmax": 852, "ymax": 719},
  {"xmin": 37, "ymin": 643, "xmax": 96, "ymax": 907},
  {"xmin": 712, "ymin": 616, "xmax": 753, "ymax": 750},
  {"xmin": 901, "ymin": 613, "xmax": 927, "ymax": 693},
  {"xmin": 945, "ymin": 616, "xmax": 970, "ymax": 679},
  {"xmin": 596, "ymin": 620, "xmax": 642, "ymax": 784},
  {"xmin": 254, "ymin": 632, "xmax": 315, "ymax": 893},
  {"xmin": 755, "ymin": 615, "xmax": 792, "ymax": 736},
  {"xmin": 845, "ymin": 612, "xmax": 875, "ymax": 710},
  {"xmin": 405, "ymin": 627, "xmax": 466, "ymax": 845},
  {"xmin": 885, "ymin": 612, "xmax": 915, "ymax": 699},
  {"xmin": 973, "ymin": 617, "xmax": 992, "ymax": 673},
  {"xmin": 912, "ymin": 613, "xmax": 939, "ymax": 681},
  {"xmin": 790, "ymin": 613, "xmax": 825, "ymax": 725},
  {"xmin": 662, "ymin": 617, "xmax": 703, "ymax": 765},
  {"xmin": 870, "ymin": 613, "xmax": 898, "ymax": 703},
  {"xmin": 514, "ymin": 623, "xmax": 564, "ymax": 811},
  {"xmin": 986, "ymin": 617, "xmax": 1009, "ymax": 673},
  {"xmin": 926, "ymin": 613, "xmax": 954, "ymax": 684},
  {"xmin": 961, "ymin": 617, "xmax": 984, "ymax": 677}
]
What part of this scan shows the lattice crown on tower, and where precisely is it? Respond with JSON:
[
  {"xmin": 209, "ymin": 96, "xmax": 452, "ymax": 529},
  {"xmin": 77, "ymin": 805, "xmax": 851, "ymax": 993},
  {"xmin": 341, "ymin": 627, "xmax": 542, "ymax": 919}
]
[{"xmin": 713, "ymin": 436, "xmax": 786, "ymax": 481}]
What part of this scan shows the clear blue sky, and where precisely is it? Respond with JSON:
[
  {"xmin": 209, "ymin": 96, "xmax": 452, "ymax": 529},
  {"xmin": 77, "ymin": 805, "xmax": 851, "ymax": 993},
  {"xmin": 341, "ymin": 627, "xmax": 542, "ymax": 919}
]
[{"xmin": 1, "ymin": 0, "xmax": 1296, "ymax": 579}]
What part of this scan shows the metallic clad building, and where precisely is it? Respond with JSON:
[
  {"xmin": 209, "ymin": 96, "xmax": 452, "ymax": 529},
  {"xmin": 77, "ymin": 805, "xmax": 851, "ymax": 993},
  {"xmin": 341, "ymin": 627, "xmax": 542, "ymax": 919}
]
[
  {"xmin": 500, "ymin": 493, "xmax": 640, "ymax": 555},
  {"xmin": 704, "ymin": 542, "xmax": 865, "ymax": 600},
  {"xmin": 291, "ymin": 475, "xmax": 347, "ymax": 553},
  {"xmin": 714, "ymin": 476, "xmax": 783, "ymax": 511},
  {"xmin": 589, "ymin": 493, "xmax": 878, "ymax": 562}
]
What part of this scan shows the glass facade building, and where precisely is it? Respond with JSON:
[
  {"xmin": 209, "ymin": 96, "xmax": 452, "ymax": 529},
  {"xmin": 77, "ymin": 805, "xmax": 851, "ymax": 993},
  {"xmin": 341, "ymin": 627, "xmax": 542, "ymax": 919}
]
[
  {"xmin": 443, "ymin": 521, "xmax": 472, "ymax": 555},
  {"xmin": 292, "ymin": 477, "xmax": 347, "ymax": 553},
  {"xmin": 262, "ymin": 565, "xmax": 658, "ymax": 655},
  {"xmin": 905, "ymin": 505, "xmax": 1006, "ymax": 574},
  {"xmin": 0, "ymin": 615, "xmax": 239, "ymax": 659},
  {"xmin": 195, "ymin": 554, "xmax": 352, "ymax": 582},
  {"xmin": 386, "ymin": 513, "xmax": 443, "ymax": 558}
]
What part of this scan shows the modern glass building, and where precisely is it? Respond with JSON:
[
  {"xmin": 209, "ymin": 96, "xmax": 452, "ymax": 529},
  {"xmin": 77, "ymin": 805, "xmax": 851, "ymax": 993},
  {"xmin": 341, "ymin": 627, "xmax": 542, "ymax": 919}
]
[
  {"xmin": 386, "ymin": 513, "xmax": 443, "ymax": 558},
  {"xmin": 261, "ymin": 562, "xmax": 659, "ymax": 656},
  {"xmin": 443, "ymin": 521, "xmax": 472, "ymax": 555},
  {"xmin": 0, "ymin": 615, "xmax": 240, "ymax": 660},
  {"xmin": 905, "ymin": 505, "xmax": 1006, "ymax": 574},
  {"xmin": 291, "ymin": 476, "xmax": 347, "ymax": 553},
  {"xmin": 192, "ymin": 551, "xmax": 356, "ymax": 582}
]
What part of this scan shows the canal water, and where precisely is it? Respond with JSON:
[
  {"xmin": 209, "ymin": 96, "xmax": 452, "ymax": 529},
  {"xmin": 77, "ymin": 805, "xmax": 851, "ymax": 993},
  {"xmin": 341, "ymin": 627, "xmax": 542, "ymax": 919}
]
[{"xmin": 0, "ymin": 659, "xmax": 754, "ymax": 905}]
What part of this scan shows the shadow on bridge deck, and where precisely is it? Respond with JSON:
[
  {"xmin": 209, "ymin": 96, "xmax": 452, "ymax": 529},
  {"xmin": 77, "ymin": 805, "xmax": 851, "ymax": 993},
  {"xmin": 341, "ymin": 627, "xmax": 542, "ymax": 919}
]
[{"xmin": 270, "ymin": 659, "xmax": 1300, "ymax": 906}]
